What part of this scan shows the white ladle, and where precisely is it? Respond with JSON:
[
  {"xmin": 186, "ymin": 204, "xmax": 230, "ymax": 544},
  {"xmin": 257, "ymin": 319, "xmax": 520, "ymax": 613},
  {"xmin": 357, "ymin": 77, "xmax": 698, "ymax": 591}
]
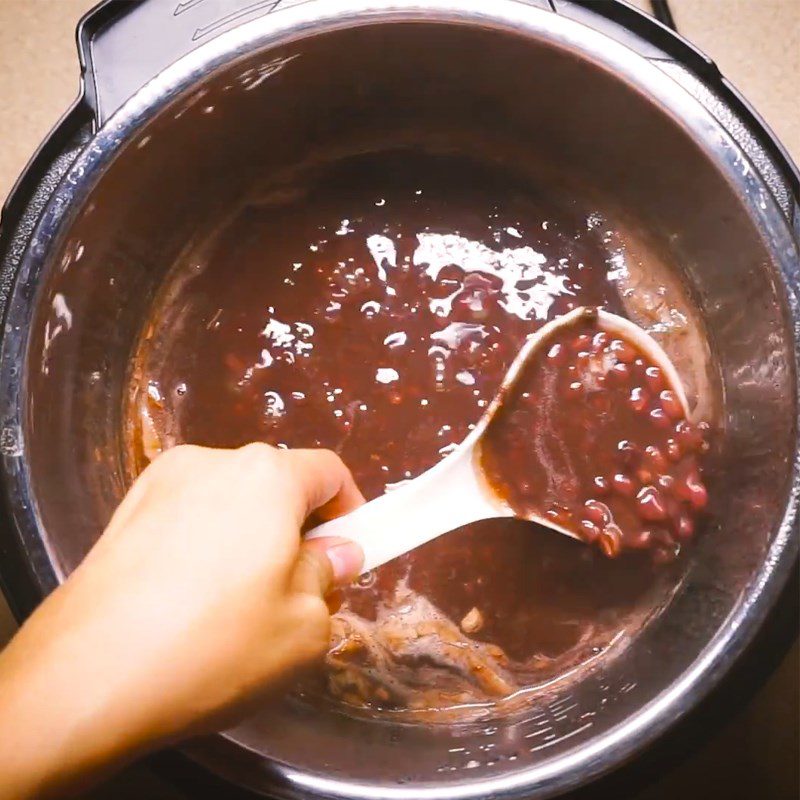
[{"xmin": 306, "ymin": 307, "xmax": 689, "ymax": 574}]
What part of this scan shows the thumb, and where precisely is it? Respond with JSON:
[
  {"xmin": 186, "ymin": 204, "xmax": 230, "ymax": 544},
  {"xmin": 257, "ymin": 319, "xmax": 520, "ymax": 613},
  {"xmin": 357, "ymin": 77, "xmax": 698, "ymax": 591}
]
[{"xmin": 291, "ymin": 537, "xmax": 364, "ymax": 598}]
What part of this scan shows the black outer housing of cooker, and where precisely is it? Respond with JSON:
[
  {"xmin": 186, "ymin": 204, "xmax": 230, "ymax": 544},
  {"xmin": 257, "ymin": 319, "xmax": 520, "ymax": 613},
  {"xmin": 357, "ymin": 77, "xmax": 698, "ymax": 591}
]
[{"xmin": 0, "ymin": 1, "xmax": 796, "ymax": 797}]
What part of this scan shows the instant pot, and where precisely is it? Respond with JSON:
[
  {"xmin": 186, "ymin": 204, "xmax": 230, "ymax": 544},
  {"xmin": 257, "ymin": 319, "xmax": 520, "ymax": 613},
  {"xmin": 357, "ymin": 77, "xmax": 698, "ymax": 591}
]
[{"xmin": 0, "ymin": 1, "xmax": 797, "ymax": 798}]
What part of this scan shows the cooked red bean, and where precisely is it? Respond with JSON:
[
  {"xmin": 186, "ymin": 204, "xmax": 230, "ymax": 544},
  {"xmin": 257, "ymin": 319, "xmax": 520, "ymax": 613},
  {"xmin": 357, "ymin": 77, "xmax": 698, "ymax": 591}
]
[
  {"xmin": 612, "ymin": 472, "xmax": 637, "ymax": 497},
  {"xmin": 609, "ymin": 362, "xmax": 630, "ymax": 384},
  {"xmin": 674, "ymin": 466, "xmax": 708, "ymax": 510},
  {"xmin": 657, "ymin": 473, "xmax": 675, "ymax": 492},
  {"xmin": 636, "ymin": 486, "xmax": 668, "ymax": 521},
  {"xmin": 659, "ymin": 389, "xmax": 683, "ymax": 420},
  {"xmin": 609, "ymin": 338, "xmax": 636, "ymax": 363},
  {"xmin": 599, "ymin": 523, "xmax": 623, "ymax": 557},
  {"xmin": 593, "ymin": 475, "xmax": 611, "ymax": 495},
  {"xmin": 629, "ymin": 386, "xmax": 648, "ymax": 412},
  {"xmin": 547, "ymin": 343, "xmax": 567, "ymax": 363},
  {"xmin": 584, "ymin": 498, "xmax": 612, "ymax": 526},
  {"xmin": 617, "ymin": 440, "xmax": 639, "ymax": 465},
  {"xmin": 579, "ymin": 519, "xmax": 601, "ymax": 542},
  {"xmin": 666, "ymin": 438, "xmax": 682, "ymax": 461},
  {"xmin": 571, "ymin": 333, "xmax": 592, "ymax": 352},
  {"xmin": 644, "ymin": 365, "xmax": 663, "ymax": 393},
  {"xmin": 644, "ymin": 445, "xmax": 668, "ymax": 472},
  {"xmin": 649, "ymin": 407, "xmax": 671, "ymax": 428}
]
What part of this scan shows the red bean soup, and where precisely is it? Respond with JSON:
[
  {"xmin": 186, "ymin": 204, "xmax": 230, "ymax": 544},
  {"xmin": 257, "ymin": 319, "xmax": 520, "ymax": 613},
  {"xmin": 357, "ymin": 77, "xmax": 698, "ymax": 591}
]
[{"xmin": 127, "ymin": 151, "xmax": 718, "ymax": 721}]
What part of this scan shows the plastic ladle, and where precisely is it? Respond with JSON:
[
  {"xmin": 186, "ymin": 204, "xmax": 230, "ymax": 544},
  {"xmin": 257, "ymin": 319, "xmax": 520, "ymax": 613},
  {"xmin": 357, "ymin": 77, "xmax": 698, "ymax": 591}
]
[{"xmin": 306, "ymin": 307, "xmax": 689, "ymax": 573}]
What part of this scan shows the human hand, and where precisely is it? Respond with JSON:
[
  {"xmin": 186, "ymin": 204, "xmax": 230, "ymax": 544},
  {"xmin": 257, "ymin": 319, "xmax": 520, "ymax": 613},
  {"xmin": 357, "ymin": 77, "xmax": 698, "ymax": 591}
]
[{"xmin": 0, "ymin": 444, "xmax": 364, "ymax": 799}]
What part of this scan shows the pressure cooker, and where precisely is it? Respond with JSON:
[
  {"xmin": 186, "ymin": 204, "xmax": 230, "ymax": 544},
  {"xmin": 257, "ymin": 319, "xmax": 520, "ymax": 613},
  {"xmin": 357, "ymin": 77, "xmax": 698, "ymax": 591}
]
[{"xmin": 0, "ymin": 1, "xmax": 797, "ymax": 798}]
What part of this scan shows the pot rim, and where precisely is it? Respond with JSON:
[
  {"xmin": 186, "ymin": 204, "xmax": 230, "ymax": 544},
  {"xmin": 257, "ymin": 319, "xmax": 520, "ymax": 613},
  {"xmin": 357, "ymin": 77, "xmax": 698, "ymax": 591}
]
[{"xmin": 1, "ymin": 2, "xmax": 798, "ymax": 798}]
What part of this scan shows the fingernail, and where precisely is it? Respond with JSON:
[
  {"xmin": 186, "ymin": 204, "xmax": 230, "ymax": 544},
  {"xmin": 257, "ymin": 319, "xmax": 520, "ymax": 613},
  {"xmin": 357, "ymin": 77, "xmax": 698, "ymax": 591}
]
[{"xmin": 325, "ymin": 540, "xmax": 364, "ymax": 585}]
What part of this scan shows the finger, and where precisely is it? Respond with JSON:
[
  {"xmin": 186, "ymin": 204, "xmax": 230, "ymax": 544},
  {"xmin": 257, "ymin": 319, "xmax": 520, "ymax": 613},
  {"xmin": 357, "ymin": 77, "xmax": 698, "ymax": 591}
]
[
  {"xmin": 102, "ymin": 445, "xmax": 217, "ymax": 541},
  {"xmin": 291, "ymin": 538, "xmax": 364, "ymax": 598},
  {"xmin": 281, "ymin": 449, "xmax": 365, "ymax": 522}
]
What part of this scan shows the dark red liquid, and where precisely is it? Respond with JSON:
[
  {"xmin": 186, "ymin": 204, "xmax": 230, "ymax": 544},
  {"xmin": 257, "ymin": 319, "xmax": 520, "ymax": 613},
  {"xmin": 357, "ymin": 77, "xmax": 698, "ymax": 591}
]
[
  {"xmin": 129, "ymin": 154, "xmax": 621, "ymax": 492},
  {"xmin": 480, "ymin": 310, "xmax": 709, "ymax": 562},
  {"xmin": 127, "ymin": 152, "xmax": 704, "ymax": 719}
]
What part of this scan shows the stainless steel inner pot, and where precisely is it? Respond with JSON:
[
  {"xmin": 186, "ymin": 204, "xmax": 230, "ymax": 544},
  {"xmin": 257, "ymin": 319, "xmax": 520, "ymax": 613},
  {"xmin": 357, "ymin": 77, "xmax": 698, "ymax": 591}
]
[{"xmin": 0, "ymin": 2, "xmax": 797, "ymax": 798}]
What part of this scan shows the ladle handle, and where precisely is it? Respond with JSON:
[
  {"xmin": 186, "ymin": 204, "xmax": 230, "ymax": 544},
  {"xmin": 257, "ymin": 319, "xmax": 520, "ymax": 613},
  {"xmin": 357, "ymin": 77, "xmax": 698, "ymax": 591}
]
[{"xmin": 305, "ymin": 449, "xmax": 502, "ymax": 573}]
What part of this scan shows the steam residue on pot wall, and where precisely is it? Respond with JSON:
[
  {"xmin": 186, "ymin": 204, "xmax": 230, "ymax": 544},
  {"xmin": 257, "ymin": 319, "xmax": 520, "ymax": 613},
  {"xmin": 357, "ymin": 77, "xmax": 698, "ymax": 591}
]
[{"xmin": 125, "ymin": 151, "xmax": 716, "ymax": 722}]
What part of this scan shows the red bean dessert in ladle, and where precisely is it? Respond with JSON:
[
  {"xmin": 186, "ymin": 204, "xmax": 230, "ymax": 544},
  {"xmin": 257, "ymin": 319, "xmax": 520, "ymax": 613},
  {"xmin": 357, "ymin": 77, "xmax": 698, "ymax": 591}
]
[{"xmin": 480, "ymin": 309, "xmax": 709, "ymax": 561}]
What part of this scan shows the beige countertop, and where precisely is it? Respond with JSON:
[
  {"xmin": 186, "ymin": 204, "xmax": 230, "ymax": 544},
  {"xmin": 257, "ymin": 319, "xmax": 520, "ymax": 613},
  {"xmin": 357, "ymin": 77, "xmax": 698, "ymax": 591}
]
[{"xmin": 0, "ymin": 2, "xmax": 797, "ymax": 798}]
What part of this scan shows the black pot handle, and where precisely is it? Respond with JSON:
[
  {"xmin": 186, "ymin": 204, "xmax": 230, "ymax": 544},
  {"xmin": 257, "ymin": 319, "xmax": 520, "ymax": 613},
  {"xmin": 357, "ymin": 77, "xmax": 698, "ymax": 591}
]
[{"xmin": 78, "ymin": 0, "xmax": 311, "ymax": 126}]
